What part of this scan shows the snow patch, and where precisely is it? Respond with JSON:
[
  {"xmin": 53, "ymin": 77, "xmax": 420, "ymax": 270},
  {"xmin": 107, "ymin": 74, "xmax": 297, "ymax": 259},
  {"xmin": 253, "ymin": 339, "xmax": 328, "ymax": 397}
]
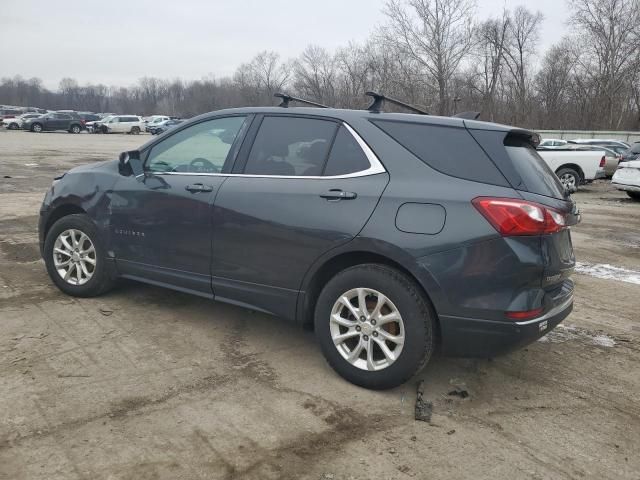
[
  {"xmin": 538, "ymin": 324, "xmax": 616, "ymax": 348},
  {"xmin": 574, "ymin": 262, "xmax": 640, "ymax": 285}
]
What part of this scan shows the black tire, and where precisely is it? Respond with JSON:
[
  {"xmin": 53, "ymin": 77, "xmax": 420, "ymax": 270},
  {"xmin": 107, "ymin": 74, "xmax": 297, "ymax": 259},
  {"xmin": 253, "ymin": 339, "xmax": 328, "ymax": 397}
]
[
  {"xmin": 556, "ymin": 167, "xmax": 581, "ymax": 192},
  {"xmin": 8, "ymin": 122, "xmax": 19, "ymax": 130},
  {"xmin": 31, "ymin": 123, "xmax": 43, "ymax": 133},
  {"xmin": 314, "ymin": 264, "xmax": 434, "ymax": 390},
  {"xmin": 627, "ymin": 191, "xmax": 640, "ymax": 201},
  {"xmin": 43, "ymin": 214, "xmax": 115, "ymax": 297},
  {"xmin": 69, "ymin": 124, "xmax": 81, "ymax": 134},
  {"xmin": 130, "ymin": 126, "xmax": 140, "ymax": 135}
]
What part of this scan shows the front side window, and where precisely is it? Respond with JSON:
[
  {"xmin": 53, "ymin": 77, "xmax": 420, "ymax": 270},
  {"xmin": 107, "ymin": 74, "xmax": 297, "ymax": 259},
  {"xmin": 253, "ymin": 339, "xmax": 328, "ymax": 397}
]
[
  {"xmin": 244, "ymin": 116, "xmax": 337, "ymax": 176},
  {"xmin": 146, "ymin": 116, "xmax": 246, "ymax": 174}
]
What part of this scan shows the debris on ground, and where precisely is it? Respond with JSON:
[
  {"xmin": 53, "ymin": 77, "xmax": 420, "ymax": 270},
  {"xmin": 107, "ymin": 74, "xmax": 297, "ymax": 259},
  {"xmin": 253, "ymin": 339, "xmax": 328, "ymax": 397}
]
[
  {"xmin": 448, "ymin": 388, "xmax": 469, "ymax": 399},
  {"xmin": 447, "ymin": 429, "xmax": 456, "ymax": 435},
  {"xmin": 415, "ymin": 380, "xmax": 433, "ymax": 422},
  {"xmin": 99, "ymin": 308, "xmax": 113, "ymax": 316},
  {"xmin": 448, "ymin": 378, "xmax": 470, "ymax": 399}
]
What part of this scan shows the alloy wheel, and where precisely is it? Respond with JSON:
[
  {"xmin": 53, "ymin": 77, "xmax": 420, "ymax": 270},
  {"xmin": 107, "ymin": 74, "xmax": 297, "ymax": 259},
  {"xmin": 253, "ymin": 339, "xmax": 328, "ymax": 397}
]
[
  {"xmin": 53, "ymin": 229, "xmax": 96, "ymax": 286},
  {"xmin": 330, "ymin": 287, "xmax": 405, "ymax": 371},
  {"xmin": 559, "ymin": 173, "xmax": 576, "ymax": 189}
]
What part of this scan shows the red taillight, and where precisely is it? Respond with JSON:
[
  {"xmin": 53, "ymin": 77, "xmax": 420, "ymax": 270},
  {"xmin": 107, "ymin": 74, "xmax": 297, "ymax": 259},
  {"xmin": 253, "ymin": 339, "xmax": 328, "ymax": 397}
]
[
  {"xmin": 599, "ymin": 156, "xmax": 606, "ymax": 167},
  {"xmin": 472, "ymin": 197, "xmax": 567, "ymax": 236},
  {"xmin": 506, "ymin": 307, "xmax": 544, "ymax": 320}
]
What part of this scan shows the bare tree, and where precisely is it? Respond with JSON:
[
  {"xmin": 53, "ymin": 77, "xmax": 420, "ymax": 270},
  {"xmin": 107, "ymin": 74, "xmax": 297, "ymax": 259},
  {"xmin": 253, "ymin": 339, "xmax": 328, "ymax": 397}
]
[
  {"xmin": 473, "ymin": 10, "xmax": 510, "ymax": 121},
  {"xmin": 502, "ymin": 6, "xmax": 544, "ymax": 125},
  {"xmin": 568, "ymin": 0, "xmax": 640, "ymax": 128},
  {"xmin": 382, "ymin": 0, "xmax": 476, "ymax": 115},
  {"xmin": 293, "ymin": 45, "xmax": 337, "ymax": 105}
]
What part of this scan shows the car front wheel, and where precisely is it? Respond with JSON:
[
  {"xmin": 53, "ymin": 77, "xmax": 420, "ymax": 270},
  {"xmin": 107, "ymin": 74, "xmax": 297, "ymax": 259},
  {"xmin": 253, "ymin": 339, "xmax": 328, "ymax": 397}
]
[
  {"xmin": 69, "ymin": 124, "xmax": 81, "ymax": 133},
  {"xmin": 44, "ymin": 214, "xmax": 114, "ymax": 297},
  {"xmin": 314, "ymin": 264, "xmax": 434, "ymax": 389},
  {"xmin": 31, "ymin": 123, "xmax": 43, "ymax": 132}
]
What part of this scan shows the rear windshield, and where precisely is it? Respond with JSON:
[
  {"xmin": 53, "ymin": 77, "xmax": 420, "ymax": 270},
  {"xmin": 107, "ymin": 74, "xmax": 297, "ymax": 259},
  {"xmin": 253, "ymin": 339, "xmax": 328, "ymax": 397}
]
[{"xmin": 504, "ymin": 136, "xmax": 566, "ymax": 199}]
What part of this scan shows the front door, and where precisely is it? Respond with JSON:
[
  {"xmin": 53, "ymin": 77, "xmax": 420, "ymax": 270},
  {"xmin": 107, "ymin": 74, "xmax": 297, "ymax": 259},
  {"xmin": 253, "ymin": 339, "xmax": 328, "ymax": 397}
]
[
  {"xmin": 109, "ymin": 115, "xmax": 249, "ymax": 296},
  {"xmin": 211, "ymin": 115, "xmax": 389, "ymax": 318}
]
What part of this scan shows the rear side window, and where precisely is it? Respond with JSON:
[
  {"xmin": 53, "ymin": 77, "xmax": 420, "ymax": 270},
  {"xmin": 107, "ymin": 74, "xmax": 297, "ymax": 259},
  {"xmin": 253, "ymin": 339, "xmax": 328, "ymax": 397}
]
[
  {"xmin": 244, "ymin": 116, "xmax": 337, "ymax": 176},
  {"xmin": 371, "ymin": 120, "xmax": 507, "ymax": 185},
  {"xmin": 323, "ymin": 126, "xmax": 370, "ymax": 176}
]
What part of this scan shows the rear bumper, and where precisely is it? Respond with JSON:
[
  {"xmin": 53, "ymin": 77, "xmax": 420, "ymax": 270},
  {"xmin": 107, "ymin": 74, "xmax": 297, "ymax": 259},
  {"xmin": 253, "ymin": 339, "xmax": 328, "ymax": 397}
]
[{"xmin": 438, "ymin": 296, "xmax": 573, "ymax": 357}]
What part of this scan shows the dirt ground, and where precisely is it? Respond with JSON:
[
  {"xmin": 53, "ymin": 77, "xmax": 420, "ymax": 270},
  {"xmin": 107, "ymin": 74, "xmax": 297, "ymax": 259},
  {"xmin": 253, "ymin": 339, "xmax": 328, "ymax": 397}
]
[{"xmin": 0, "ymin": 129, "xmax": 638, "ymax": 480}]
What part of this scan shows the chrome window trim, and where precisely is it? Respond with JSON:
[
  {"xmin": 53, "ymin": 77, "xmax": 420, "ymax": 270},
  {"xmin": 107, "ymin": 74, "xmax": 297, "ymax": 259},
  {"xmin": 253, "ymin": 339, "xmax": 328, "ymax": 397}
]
[{"xmin": 148, "ymin": 121, "xmax": 386, "ymax": 180}]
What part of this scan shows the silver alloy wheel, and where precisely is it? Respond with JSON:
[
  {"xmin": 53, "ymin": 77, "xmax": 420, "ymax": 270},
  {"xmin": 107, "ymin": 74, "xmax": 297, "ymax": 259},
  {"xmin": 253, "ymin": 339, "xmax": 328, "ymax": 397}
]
[
  {"xmin": 330, "ymin": 287, "xmax": 405, "ymax": 371},
  {"xmin": 559, "ymin": 172, "xmax": 576, "ymax": 189},
  {"xmin": 32, "ymin": 123, "xmax": 42, "ymax": 132},
  {"xmin": 53, "ymin": 229, "xmax": 96, "ymax": 286}
]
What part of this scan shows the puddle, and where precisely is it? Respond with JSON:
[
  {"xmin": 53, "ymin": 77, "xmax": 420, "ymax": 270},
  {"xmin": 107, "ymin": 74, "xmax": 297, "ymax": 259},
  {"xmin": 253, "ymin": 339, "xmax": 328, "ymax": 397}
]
[{"xmin": 575, "ymin": 262, "xmax": 640, "ymax": 285}]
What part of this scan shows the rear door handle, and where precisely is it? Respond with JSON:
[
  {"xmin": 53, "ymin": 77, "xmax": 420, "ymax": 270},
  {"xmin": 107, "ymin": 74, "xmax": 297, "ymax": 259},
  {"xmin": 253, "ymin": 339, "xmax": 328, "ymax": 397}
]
[
  {"xmin": 320, "ymin": 189, "xmax": 357, "ymax": 200},
  {"xmin": 185, "ymin": 183, "xmax": 213, "ymax": 193}
]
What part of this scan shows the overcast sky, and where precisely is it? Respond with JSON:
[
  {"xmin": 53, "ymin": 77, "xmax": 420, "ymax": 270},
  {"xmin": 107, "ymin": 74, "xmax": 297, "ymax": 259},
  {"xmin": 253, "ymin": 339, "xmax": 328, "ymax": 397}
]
[{"xmin": 2, "ymin": 0, "xmax": 571, "ymax": 89}]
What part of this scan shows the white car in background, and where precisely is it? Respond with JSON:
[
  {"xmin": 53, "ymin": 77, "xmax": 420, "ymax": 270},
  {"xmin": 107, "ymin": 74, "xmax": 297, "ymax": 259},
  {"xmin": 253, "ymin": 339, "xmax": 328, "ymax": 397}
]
[
  {"xmin": 537, "ymin": 147, "xmax": 606, "ymax": 191},
  {"xmin": 93, "ymin": 115, "xmax": 144, "ymax": 134},
  {"xmin": 2, "ymin": 113, "xmax": 42, "ymax": 129},
  {"xmin": 144, "ymin": 115, "xmax": 170, "ymax": 132},
  {"xmin": 612, "ymin": 161, "xmax": 640, "ymax": 200}
]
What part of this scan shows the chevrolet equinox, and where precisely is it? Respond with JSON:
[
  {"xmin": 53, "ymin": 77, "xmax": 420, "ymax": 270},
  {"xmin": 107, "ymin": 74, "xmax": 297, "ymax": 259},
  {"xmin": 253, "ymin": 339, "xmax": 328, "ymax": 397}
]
[{"xmin": 39, "ymin": 103, "xmax": 578, "ymax": 389}]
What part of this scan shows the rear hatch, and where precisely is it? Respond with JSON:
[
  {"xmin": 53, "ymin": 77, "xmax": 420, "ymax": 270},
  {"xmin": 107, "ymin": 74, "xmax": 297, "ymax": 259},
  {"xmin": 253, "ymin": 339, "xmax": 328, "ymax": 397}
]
[{"xmin": 467, "ymin": 125, "xmax": 577, "ymax": 300}]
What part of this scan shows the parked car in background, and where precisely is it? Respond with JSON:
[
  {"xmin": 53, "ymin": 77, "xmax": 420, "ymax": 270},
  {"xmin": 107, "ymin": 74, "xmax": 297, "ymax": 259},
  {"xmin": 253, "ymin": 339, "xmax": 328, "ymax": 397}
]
[
  {"xmin": 620, "ymin": 142, "xmax": 640, "ymax": 163},
  {"xmin": 580, "ymin": 145, "xmax": 620, "ymax": 176},
  {"xmin": 612, "ymin": 161, "xmax": 640, "ymax": 200},
  {"xmin": 537, "ymin": 147, "xmax": 606, "ymax": 191},
  {"xmin": 149, "ymin": 119, "xmax": 183, "ymax": 135},
  {"xmin": 144, "ymin": 115, "xmax": 170, "ymax": 132},
  {"xmin": 22, "ymin": 112, "xmax": 84, "ymax": 133},
  {"xmin": 539, "ymin": 138, "xmax": 568, "ymax": 148},
  {"xmin": 78, "ymin": 112, "xmax": 101, "ymax": 124},
  {"xmin": 38, "ymin": 105, "xmax": 578, "ymax": 389},
  {"xmin": 1, "ymin": 113, "xmax": 42, "ymax": 129},
  {"xmin": 0, "ymin": 108, "xmax": 23, "ymax": 120},
  {"xmin": 93, "ymin": 115, "xmax": 143, "ymax": 134}
]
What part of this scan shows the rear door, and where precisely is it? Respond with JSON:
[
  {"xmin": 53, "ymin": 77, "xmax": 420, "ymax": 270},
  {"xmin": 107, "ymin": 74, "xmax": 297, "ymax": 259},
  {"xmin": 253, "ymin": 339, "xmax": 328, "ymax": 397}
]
[{"xmin": 211, "ymin": 115, "xmax": 389, "ymax": 319}]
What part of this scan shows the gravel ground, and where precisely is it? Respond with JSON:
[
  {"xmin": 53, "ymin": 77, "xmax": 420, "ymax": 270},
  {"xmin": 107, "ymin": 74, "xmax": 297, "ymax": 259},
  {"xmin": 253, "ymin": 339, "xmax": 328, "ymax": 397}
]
[{"xmin": 0, "ymin": 129, "xmax": 638, "ymax": 480}]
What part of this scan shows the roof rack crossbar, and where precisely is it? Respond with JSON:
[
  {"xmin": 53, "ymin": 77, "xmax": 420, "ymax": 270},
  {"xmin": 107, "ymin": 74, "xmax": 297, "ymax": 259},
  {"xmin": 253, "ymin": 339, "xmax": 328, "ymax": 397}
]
[
  {"xmin": 365, "ymin": 91, "xmax": 428, "ymax": 115},
  {"xmin": 274, "ymin": 93, "xmax": 329, "ymax": 109}
]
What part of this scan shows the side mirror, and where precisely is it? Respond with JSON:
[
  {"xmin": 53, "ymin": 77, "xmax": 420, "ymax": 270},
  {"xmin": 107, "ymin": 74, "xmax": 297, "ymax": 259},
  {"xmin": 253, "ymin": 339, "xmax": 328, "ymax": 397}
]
[{"xmin": 119, "ymin": 150, "xmax": 144, "ymax": 179}]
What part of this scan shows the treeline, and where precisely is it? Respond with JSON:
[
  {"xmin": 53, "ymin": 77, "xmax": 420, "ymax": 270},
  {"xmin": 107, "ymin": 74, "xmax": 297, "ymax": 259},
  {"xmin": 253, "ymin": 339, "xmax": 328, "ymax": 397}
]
[{"xmin": 1, "ymin": 0, "xmax": 639, "ymax": 130}]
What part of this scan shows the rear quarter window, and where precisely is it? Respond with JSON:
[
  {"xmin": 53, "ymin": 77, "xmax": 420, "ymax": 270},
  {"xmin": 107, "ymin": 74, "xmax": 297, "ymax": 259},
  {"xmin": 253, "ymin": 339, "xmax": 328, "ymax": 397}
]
[{"xmin": 371, "ymin": 120, "xmax": 508, "ymax": 186}]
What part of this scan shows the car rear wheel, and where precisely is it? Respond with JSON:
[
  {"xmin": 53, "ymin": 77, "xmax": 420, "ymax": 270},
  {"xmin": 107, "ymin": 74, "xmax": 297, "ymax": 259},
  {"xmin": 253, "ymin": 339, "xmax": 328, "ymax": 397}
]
[
  {"xmin": 8, "ymin": 122, "xmax": 19, "ymax": 130},
  {"xmin": 314, "ymin": 264, "xmax": 434, "ymax": 389},
  {"xmin": 31, "ymin": 123, "xmax": 43, "ymax": 132},
  {"xmin": 627, "ymin": 191, "xmax": 640, "ymax": 201},
  {"xmin": 44, "ymin": 214, "xmax": 115, "ymax": 297},
  {"xmin": 556, "ymin": 167, "xmax": 580, "ymax": 191},
  {"xmin": 69, "ymin": 124, "xmax": 81, "ymax": 134},
  {"xmin": 130, "ymin": 126, "xmax": 140, "ymax": 134}
]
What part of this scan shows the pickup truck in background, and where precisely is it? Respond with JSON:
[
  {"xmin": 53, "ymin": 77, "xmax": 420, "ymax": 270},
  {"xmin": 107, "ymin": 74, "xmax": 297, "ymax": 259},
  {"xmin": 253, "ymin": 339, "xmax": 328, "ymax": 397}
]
[{"xmin": 537, "ymin": 147, "xmax": 606, "ymax": 192}]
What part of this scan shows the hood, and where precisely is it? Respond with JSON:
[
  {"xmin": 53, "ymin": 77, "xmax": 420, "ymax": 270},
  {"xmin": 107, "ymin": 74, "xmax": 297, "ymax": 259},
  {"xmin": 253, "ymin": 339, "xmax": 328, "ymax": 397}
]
[{"xmin": 68, "ymin": 159, "xmax": 118, "ymax": 174}]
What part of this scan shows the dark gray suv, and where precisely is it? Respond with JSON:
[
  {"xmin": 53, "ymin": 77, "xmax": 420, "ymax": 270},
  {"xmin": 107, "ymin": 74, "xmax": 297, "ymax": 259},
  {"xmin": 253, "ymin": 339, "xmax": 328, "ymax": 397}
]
[{"xmin": 38, "ymin": 105, "xmax": 578, "ymax": 389}]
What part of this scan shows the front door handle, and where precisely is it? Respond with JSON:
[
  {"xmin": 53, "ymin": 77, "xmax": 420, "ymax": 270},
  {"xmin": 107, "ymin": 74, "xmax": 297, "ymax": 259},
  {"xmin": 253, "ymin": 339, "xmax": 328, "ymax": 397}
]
[
  {"xmin": 185, "ymin": 183, "xmax": 213, "ymax": 193},
  {"xmin": 320, "ymin": 189, "xmax": 357, "ymax": 201}
]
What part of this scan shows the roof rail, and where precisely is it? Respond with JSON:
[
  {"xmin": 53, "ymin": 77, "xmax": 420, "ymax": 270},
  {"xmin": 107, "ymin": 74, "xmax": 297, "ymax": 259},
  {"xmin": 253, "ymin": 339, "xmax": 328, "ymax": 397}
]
[
  {"xmin": 365, "ymin": 91, "xmax": 429, "ymax": 115},
  {"xmin": 452, "ymin": 111, "xmax": 481, "ymax": 120},
  {"xmin": 274, "ymin": 93, "xmax": 329, "ymax": 109}
]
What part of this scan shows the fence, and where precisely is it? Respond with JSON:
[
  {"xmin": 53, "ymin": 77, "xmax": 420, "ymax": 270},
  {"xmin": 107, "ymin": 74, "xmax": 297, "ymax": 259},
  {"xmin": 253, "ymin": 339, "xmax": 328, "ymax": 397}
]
[{"xmin": 536, "ymin": 130, "xmax": 640, "ymax": 143}]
